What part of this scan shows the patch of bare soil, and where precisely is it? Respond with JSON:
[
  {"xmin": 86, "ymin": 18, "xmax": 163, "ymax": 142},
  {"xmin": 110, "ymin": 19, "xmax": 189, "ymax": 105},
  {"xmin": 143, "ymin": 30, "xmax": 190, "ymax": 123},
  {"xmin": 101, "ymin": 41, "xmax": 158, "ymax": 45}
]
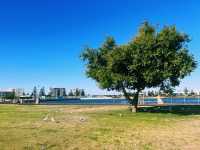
[{"xmin": 60, "ymin": 105, "xmax": 128, "ymax": 113}]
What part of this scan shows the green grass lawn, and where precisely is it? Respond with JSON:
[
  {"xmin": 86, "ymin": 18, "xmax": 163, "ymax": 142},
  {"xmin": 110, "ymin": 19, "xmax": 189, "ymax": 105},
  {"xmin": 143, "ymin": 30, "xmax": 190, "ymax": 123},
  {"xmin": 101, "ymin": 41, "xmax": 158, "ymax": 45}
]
[{"xmin": 0, "ymin": 105, "xmax": 200, "ymax": 150}]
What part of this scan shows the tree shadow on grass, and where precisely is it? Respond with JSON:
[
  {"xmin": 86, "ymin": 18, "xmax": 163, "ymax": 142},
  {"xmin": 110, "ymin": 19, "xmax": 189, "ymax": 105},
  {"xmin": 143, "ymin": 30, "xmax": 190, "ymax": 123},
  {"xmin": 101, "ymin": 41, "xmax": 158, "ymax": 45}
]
[{"xmin": 138, "ymin": 105, "xmax": 200, "ymax": 115}]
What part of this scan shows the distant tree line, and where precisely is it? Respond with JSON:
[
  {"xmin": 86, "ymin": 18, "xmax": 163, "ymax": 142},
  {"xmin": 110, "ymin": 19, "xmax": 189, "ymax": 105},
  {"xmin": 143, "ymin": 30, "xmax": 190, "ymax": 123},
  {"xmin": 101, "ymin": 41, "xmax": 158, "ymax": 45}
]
[
  {"xmin": 145, "ymin": 88, "xmax": 199, "ymax": 97},
  {"xmin": 183, "ymin": 88, "xmax": 196, "ymax": 96}
]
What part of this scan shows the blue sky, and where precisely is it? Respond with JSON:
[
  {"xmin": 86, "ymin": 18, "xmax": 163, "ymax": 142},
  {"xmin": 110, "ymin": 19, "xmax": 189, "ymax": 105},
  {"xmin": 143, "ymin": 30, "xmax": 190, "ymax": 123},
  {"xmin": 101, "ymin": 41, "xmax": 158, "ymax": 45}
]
[{"xmin": 0, "ymin": 0, "xmax": 199, "ymax": 94}]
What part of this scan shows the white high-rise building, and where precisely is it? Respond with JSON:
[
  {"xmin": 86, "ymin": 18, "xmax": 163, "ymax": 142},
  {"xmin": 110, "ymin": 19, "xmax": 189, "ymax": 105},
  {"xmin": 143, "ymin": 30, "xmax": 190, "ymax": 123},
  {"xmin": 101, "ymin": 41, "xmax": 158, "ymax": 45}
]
[
  {"xmin": 50, "ymin": 88, "xmax": 66, "ymax": 98},
  {"xmin": 13, "ymin": 88, "xmax": 24, "ymax": 97}
]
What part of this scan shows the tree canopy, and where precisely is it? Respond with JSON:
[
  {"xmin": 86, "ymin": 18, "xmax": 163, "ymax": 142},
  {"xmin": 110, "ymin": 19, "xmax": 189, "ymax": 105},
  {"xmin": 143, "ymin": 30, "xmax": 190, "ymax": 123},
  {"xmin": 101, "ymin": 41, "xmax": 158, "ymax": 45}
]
[
  {"xmin": 39, "ymin": 87, "xmax": 46, "ymax": 97},
  {"xmin": 81, "ymin": 22, "xmax": 197, "ymax": 111}
]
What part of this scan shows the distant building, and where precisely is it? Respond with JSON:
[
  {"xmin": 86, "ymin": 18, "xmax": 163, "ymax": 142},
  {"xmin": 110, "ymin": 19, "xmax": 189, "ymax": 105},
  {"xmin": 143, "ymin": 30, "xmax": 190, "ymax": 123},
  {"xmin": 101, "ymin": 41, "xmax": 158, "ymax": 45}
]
[
  {"xmin": 13, "ymin": 88, "xmax": 24, "ymax": 97},
  {"xmin": 0, "ymin": 89, "xmax": 14, "ymax": 98},
  {"xmin": 0, "ymin": 88, "xmax": 25, "ymax": 100},
  {"xmin": 50, "ymin": 88, "xmax": 66, "ymax": 98}
]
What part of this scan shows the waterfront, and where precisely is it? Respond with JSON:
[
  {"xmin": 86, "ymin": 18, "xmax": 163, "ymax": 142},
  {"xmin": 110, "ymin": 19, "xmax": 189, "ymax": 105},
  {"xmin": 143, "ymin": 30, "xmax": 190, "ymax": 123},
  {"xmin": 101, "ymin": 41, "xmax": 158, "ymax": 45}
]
[
  {"xmin": 2, "ymin": 97, "xmax": 200, "ymax": 105},
  {"xmin": 38, "ymin": 97, "xmax": 200, "ymax": 105}
]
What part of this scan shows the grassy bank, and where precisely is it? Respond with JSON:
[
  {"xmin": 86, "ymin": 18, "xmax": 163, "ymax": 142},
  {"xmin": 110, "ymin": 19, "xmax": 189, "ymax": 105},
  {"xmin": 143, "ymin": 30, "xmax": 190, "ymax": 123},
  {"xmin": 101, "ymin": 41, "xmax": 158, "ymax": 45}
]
[{"xmin": 0, "ymin": 105, "xmax": 200, "ymax": 150}]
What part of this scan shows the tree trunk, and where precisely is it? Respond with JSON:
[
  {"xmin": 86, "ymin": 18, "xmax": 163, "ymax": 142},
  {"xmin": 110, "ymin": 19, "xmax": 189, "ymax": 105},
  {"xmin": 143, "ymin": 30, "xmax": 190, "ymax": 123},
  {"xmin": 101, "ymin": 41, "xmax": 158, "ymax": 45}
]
[
  {"xmin": 122, "ymin": 87, "xmax": 140, "ymax": 112},
  {"xmin": 133, "ymin": 91, "xmax": 139, "ymax": 112},
  {"xmin": 129, "ymin": 91, "xmax": 139, "ymax": 112}
]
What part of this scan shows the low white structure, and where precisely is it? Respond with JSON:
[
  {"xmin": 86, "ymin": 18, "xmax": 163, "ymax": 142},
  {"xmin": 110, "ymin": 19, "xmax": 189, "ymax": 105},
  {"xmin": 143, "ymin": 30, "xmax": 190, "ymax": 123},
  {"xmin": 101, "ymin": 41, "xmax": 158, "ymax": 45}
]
[{"xmin": 157, "ymin": 96, "xmax": 164, "ymax": 104}]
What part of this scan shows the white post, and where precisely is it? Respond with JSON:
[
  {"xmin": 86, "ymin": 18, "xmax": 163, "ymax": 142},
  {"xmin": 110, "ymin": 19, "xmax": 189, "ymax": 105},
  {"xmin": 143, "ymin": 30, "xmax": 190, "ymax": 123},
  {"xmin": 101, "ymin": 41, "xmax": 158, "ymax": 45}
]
[
  {"xmin": 20, "ymin": 99, "xmax": 23, "ymax": 104},
  {"xmin": 35, "ymin": 85, "xmax": 40, "ymax": 104},
  {"xmin": 36, "ymin": 96, "xmax": 39, "ymax": 104}
]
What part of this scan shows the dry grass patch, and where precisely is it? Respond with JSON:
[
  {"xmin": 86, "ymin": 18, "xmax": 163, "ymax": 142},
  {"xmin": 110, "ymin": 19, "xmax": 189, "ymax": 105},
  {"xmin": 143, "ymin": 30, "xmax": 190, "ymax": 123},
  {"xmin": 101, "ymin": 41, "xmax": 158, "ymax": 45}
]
[{"xmin": 0, "ymin": 105, "xmax": 200, "ymax": 150}]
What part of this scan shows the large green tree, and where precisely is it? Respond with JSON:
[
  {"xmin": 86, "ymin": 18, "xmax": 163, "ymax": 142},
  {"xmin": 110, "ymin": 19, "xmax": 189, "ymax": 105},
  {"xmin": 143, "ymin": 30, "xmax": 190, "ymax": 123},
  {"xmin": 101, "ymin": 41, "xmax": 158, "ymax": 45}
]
[{"xmin": 81, "ymin": 22, "xmax": 197, "ymax": 112}]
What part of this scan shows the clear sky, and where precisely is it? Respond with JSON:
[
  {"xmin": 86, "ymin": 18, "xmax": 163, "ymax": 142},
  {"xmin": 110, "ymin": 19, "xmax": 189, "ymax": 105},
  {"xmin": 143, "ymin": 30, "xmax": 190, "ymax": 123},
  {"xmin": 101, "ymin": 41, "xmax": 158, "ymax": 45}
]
[{"xmin": 0, "ymin": 0, "xmax": 199, "ymax": 94}]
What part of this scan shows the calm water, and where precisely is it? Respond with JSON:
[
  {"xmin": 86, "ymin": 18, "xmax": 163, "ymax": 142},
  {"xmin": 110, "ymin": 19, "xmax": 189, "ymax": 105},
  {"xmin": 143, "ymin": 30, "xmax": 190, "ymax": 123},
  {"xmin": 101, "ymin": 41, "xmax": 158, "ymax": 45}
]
[{"xmin": 39, "ymin": 98, "xmax": 200, "ymax": 105}]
